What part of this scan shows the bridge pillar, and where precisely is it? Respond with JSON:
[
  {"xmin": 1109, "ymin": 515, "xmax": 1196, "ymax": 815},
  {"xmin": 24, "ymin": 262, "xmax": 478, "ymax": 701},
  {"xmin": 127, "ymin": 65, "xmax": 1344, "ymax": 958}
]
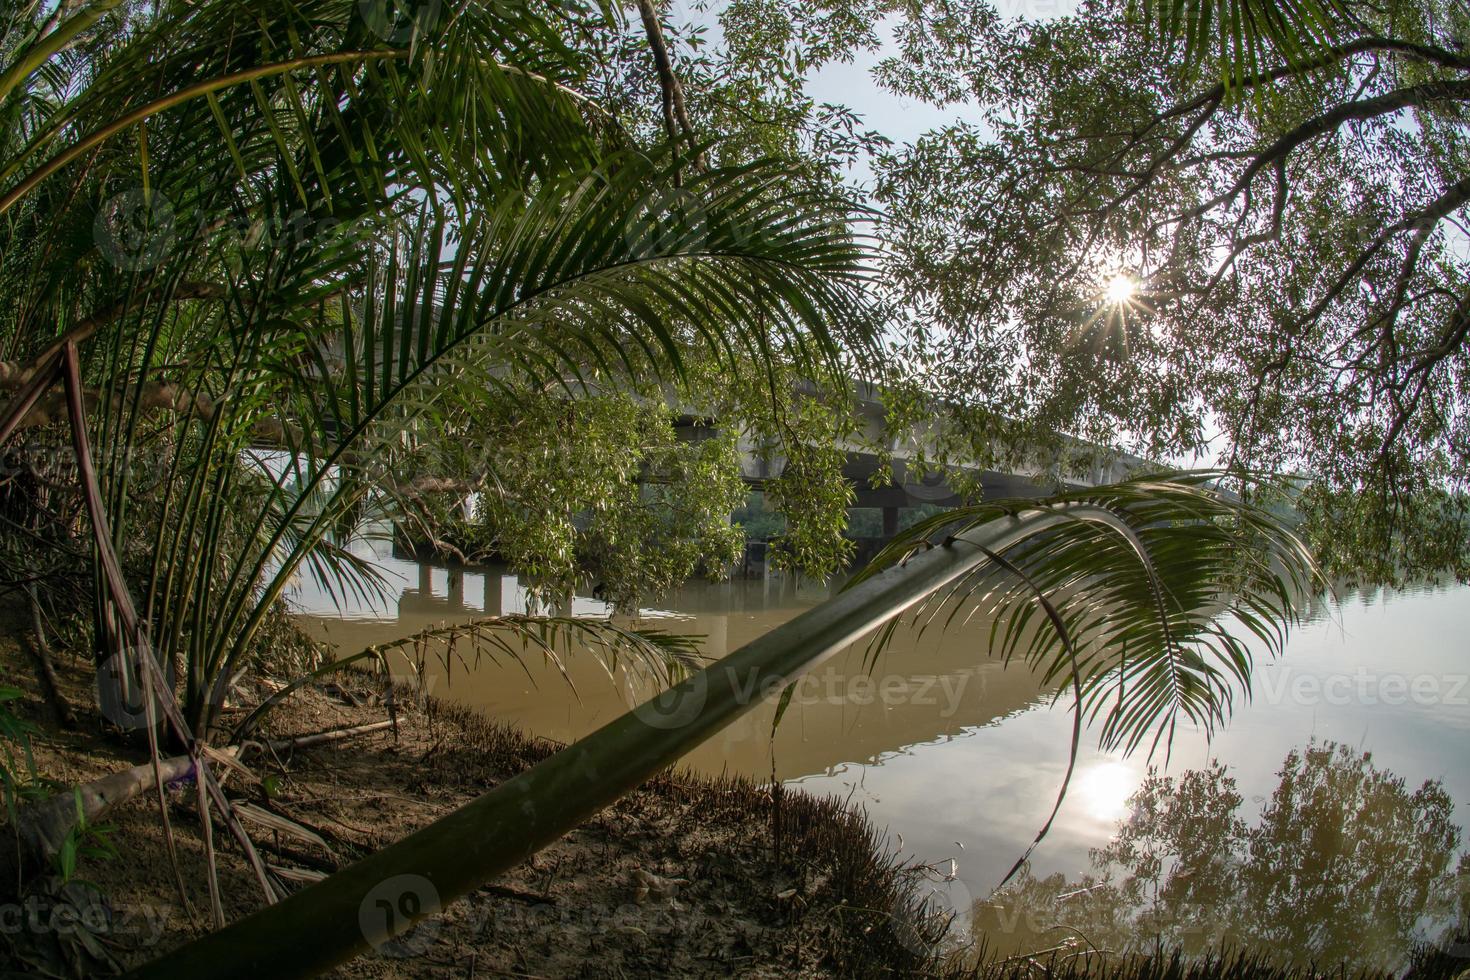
[
  {"xmin": 418, "ymin": 563, "xmax": 433, "ymax": 596},
  {"xmin": 483, "ymin": 574, "xmax": 504, "ymax": 616},
  {"xmin": 447, "ymin": 569, "xmax": 464, "ymax": 610},
  {"xmin": 882, "ymin": 505, "xmax": 899, "ymax": 538}
]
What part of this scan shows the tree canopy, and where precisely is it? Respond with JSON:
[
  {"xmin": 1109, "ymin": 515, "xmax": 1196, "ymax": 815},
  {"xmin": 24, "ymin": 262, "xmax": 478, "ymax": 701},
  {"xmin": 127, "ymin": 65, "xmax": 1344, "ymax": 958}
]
[
  {"xmin": 0, "ymin": 3, "xmax": 1356, "ymax": 967},
  {"xmin": 870, "ymin": 0, "xmax": 1470, "ymax": 581},
  {"xmin": 704, "ymin": 0, "xmax": 1470, "ymax": 582}
]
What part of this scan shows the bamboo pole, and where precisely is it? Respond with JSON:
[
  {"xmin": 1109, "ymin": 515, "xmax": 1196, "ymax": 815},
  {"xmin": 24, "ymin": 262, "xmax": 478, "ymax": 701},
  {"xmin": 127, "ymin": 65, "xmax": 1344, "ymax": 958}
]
[{"xmin": 128, "ymin": 508, "xmax": 1088, "ymax": 980}]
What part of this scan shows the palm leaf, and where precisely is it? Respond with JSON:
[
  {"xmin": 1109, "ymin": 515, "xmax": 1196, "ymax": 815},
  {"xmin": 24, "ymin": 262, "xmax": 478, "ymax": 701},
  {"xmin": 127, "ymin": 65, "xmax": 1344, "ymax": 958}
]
[
  {"xmin": 5, "ymin": 0, "xmax": 874, "ymax": 740},
  {"xmin": 852, "ymin": 471, "xmax": 1323, "ymax": 755},
  {"xmin": 197, "ymin": 152, "xmax": 873, "ymax": 723},
  {"xmin": 1132, "ymin": 0, "xmax": 1361, "ymax": 81},
  {"xmin": 128, "ymin": 473, "xmax": 1321, "ymax": 978}
]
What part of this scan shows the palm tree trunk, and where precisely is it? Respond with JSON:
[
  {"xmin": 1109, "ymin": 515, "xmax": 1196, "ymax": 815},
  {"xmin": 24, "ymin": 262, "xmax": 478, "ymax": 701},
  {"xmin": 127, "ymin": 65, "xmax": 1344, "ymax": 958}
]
[{"xmin": 127, "ymin": 507, "xmax": 1089, "ymax": 980}]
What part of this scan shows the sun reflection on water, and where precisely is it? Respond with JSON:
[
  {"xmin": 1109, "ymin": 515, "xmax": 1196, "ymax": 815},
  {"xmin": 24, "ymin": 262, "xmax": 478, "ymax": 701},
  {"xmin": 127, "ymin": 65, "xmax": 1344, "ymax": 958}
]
[{"xmin": 1077, "ymin": 759, "xmax": 1138, "ymax": 823}]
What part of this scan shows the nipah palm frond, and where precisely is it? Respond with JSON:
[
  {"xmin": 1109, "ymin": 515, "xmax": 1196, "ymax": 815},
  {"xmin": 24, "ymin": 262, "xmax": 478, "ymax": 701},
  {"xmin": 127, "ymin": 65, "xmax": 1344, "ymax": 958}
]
[{"xmin": 855, "ymin": 470, "xmax": 1323, "ymax": 756}]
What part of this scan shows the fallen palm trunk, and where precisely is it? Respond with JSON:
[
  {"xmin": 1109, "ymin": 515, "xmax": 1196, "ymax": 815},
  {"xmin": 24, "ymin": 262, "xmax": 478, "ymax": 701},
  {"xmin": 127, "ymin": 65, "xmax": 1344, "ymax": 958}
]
[
  {"xmin": 126, "ymin": 509, "xmax": 1090, "ymax": 980},
  {"xmin": 2, "ymin": 754, "xmax": 200, "ymax": 886},
  {"xmin": 2, "ymin": 722, "xmax": 393, "ymax": 883}
]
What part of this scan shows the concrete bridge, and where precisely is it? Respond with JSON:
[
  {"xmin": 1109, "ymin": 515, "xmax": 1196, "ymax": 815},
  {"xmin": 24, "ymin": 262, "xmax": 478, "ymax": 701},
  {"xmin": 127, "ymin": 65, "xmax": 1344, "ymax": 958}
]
[
  {"xmin": 392, "ymin": 380, "xmax": 1150, "ymax": 570},
  {"xmin": 674, "ymin": 382, "xmax": 1148, "ymax": 536}
]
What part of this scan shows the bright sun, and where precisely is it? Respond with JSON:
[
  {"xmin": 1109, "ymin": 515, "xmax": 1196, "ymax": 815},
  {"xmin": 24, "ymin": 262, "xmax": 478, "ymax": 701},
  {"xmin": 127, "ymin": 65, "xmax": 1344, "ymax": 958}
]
[{"xmin": 1104, "ymin": 273, "xmax": 1137, "ymax": 305}]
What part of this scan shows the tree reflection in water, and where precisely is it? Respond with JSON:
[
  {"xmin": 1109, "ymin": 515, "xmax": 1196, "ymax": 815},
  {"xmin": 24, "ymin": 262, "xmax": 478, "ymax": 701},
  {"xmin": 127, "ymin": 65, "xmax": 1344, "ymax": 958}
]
[{"xmin": 980, "ymin": 741, "xmax": 1469, "ymax": 971}]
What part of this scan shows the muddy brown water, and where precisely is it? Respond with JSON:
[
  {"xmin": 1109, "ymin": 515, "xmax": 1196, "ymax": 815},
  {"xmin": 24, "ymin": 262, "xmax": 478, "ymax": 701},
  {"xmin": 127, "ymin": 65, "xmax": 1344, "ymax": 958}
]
[{"xmin": 293, "ymin": 535, "xmax": 1470, "ymax": 969}]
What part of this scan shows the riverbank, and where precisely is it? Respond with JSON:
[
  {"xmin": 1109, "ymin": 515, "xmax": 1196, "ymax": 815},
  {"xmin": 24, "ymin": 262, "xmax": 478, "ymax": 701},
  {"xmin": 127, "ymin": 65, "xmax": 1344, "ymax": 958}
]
[
  {"xmin": 5, "ymin": 620, "xmax": 1467, "ymax": 980},
  {"xmin": 0, "ymin": 627, "xmax": 942, "ymax": 978}
]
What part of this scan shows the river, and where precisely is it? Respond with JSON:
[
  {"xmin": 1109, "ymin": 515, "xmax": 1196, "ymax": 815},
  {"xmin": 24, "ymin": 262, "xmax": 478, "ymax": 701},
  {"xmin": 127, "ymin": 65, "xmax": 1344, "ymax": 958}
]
[{"xmin": 292, "ymin": 535, "xmax": 1470, "ymax": 970}]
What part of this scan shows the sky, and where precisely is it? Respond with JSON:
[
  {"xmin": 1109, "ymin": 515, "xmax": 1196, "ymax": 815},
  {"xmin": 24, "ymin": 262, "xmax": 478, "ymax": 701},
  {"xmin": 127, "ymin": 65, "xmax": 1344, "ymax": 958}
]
[
  {"xmin": 664, "ymin": 0, "xmax": 1088, "ymax": 188},
  {"xmin": 664, "ymin": 3, "xmax": 976, "ymax": 189},
  {"xmin": 801, "ymin": 16, "xmax": 976, "ymax": 187},
  {"xmin": 662, "ymin": 0, "xmax": 1223, "ymax": 466}
]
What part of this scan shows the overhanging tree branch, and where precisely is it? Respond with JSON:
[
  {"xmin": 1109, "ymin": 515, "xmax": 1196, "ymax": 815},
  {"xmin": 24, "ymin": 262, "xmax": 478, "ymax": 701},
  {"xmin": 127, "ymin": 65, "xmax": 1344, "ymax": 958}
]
[{"xmin": 635, "ymin": 0, "xmax": 706, "ymax": 177}]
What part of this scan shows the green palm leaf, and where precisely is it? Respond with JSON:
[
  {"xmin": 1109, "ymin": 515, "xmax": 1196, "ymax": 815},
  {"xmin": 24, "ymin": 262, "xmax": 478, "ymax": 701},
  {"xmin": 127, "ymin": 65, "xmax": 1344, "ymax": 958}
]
[
  {"xmin": 206, "ymin": 151, "xmax": 873, "ymax": 726},
  {"xmin": 1133, "ymin": 0, "xmax": 1360, "ymax": 81},
  {"xmin": 853, "ymin": 471, "xmax": 1323, "ymax": 755},
  {"xmin": 0, "ymin": 0, "xmax": 875, "ymax": 744}
]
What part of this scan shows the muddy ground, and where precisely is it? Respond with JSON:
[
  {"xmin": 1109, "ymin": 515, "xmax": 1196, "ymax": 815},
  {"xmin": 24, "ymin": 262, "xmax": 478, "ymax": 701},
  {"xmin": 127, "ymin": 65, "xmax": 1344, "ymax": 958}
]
[{"xmin": 0, "ymin": 626, "xmax": 944, "ymax": 979}]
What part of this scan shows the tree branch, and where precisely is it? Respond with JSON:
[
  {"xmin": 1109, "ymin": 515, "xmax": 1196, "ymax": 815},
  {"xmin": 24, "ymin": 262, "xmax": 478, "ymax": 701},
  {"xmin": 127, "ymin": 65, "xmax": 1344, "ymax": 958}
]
[
  {"xmin": 1164, "ymin": 78, "xmax": 1470, "ymax": 229},
  {"xmin": 635, "ymin": 0, "xmax": 706, "ymax": 178}
]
